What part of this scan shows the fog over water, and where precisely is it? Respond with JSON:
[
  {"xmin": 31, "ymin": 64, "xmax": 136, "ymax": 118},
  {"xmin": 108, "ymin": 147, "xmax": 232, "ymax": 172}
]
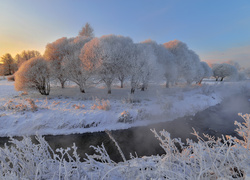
[{"xmin": 0, "ymin": 93, "xmax": 249, "ymax": 162}]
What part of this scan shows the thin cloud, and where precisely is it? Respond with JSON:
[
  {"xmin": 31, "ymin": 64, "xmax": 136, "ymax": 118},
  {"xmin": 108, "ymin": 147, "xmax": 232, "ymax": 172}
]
[{"xmin": 201, "ymin": 45, "xmax": 250, "ymax": 68}]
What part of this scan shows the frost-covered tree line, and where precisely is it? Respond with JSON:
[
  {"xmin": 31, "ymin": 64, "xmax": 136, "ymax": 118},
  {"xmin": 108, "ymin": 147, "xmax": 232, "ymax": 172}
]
[
  {"xmin": 16, "ymin": 36, "xmax": 211, "ymax": 95},
  {"xmin": 11, "ymin": 23, "xmax": 245, "ymax": 95},
  {"xmin": 211, "ymin": 60, "xmax": 246, "ymax": 81},
  {"xmin": 0, "ymin": 50, "xmax": 41, "ymax": 76}
]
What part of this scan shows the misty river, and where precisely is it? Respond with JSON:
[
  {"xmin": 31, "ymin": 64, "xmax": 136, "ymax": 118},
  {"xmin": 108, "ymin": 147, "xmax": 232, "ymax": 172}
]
[{"xmin": 0, "ymin": 93, "xmax": 249, "ymax": 162}]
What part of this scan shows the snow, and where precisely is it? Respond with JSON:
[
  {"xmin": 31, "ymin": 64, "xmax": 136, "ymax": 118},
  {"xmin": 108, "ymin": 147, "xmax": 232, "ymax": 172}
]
[
  {"xmin": 0, "ymin": 114, "xmax": 249, "ymax": 179},
  {"xmin": 1, "ymin": 77, "xmax": 250, "ymax": 179},
  {"xmin": 0, "ymin": 78, "xmax": 249, "ymax": 137}
]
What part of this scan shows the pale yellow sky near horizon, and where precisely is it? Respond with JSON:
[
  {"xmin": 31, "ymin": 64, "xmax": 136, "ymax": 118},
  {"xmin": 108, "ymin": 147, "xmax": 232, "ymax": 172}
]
[{"xmin": 1, "ymin": 0, "xmax": 250, "ymax": 68}]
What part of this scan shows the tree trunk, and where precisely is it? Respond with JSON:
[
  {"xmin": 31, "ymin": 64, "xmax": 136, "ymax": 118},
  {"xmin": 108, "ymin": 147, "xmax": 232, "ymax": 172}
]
[
  {"xmin": 166, "ymin": 80, "xmax": 169, "ymax": 88},
  {"xmin": 120, "ymin": 80, "xmax": 124, "ymax": 88},
  {"xmin": 107, "ymin": 84, "xmax": 111, "ymax": 94},
  {"xmin": 198, "ymin": 78, "xmax": 203, "ymax": 85},
  {"xmin": 61, "ymin": 81, "xmax": 65, "ymax": 88},
  {"xmin": 141, "ymin": 86, "xmax": 145, "ymax": 91},
  {"xmin": 39, "ymin": 82, "xmax": 50, "ymax": 95},
  {"xmin": 80, "ymin": 89, "xmax": 85, "ymax": 93},
  {"xmin": 45, "ymin": 82, "xmax": 50, "ymax": 95},
  {"xmin": 80, "ymin": 86, "xmax": 85, "ymax": 93},
  {"xmin": 79, "ymin": 83, "xmax": 85, "ymax": 93},
  {"xmin": 58, "ymin": 77, "xmax": 66, "ymax": 88},
  {"xmin": 216, "ymin": 77, "xmax": 218, "ymax": 81},
  {"xmin": 221, "ymin": 77, "xmax": 224, "ymax": 81},
  {"xmin": 131, "ymin": 88, "xmax": 135, "ymax": 94},
  {"xmin": 8, "ymin": 64, "xmax": 11, "ymax": 75}
]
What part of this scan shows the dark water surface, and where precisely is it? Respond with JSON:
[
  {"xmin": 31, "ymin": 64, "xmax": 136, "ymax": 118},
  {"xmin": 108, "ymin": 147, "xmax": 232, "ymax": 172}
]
[{"xmin": 0, "ymin": 94, "xmax": 250, "ymax": 162}]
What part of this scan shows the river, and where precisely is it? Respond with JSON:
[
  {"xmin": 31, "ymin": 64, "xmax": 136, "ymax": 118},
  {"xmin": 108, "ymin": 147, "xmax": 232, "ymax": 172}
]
[{"xmin": 0, "ymin": 93, "xmax": 249, "ymax": 162}]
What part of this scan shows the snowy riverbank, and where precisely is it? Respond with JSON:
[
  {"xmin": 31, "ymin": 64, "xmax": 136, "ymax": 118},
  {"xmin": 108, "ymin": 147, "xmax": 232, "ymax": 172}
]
[{"xmin": 0, "ymin": 79, "xmax": 249, "ymax": 137}]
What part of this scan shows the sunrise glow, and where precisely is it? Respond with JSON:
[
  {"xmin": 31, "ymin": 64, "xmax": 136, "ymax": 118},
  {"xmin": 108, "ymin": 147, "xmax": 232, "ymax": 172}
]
[
  {"xmin": 1, "ymin": 1, "xmax": 250, "ymax": 179},
  {"xmin": 0, "ymin": 0, "xmax": 249, "ymax": 67}
]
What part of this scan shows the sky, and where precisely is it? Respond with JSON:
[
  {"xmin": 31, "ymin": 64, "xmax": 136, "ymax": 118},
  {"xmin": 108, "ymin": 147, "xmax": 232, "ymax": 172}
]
[{"xmin": 0, "ymin": 0, "xmax": 250, "ymax": 67}]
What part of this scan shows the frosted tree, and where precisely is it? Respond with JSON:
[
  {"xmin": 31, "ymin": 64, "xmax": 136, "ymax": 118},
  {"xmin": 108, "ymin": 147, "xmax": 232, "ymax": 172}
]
[
  {"xmin": 0, "ymin": 64, "xmax": 4, "ymax": 76},
  {"xmin": 143, "ymin": 40, "xmax": 177, "ymax": 88},
  {"xmin": 15, "ymin": 57, "xmax": 50, "ymax": 95},
  {"xmin": 81, "ymin": 37, "xmax": 113, "ymax": 93},
  {"xmin": 0, "ymin": 53, "xmax": 15, "ymax": 75},
  {"xmin": 138, "ymin": 43, "xmax": 156, "ymax": 91},
  {"xmin": 79, "ymin": 23, "xmax": 94, "ymax": 38},
  {"xmin": 224, "ymin": 60, "xmax": 246, "ymax": 81},
  {"xmin": 200, "ymin": 61, "xmax": 212, "ymax": 83},
  {"xmin": 129, "ymin": 55, "xmax": 140, "ymax": 94},
  {"xmin": 163, "ymin": 58, "xmax": 178, "ymax": 88},
  {"xmin": 129, "ymin": 43, "xmax": 156, "ymax": 93},
  {"xmin": 97, "ymin": 35, "xmax": 125, "ymax": 94},
  {"xmin": 62, "ymin": 36, "xmax": 92, "ymax": 93},
  {"xmin": 212, "ymin": 63, "xmax": 238, "ymax": 81},
  {"xmin": 196, "ymin": 61, "xmax": 212, "ymax": 84},
  {"xmin": 244, "ymin": 67, "xmax": 250, "ymax": 79},
  {"xmin": 164, "ymin": 40, "xmax": 202, "ymax": 85},
  {"xmin": 44, "ymin": 37, "xmax": 70, "ymax": 88},
  {"xmin": 164, "ymin": 40, "xmax": 187, "ymax": 80},
  {"xmin": 237, "ymin": 71, "xmax": 246, "ymax": 81},
  {"xmin": 81, "ymin": 35, "xmax": 134, "ymax": 94},
  {"xmin": 224, "ymin": 60, "xmax": 241, "ymax": 71},
  {"xmin": 80, "ymin": 38, "xmax": 102, "ymax": 74},
  {"xmin": 186, "ymin": 50, "xmax": 204, "ymax": 84},
  {"xmin": 112, "ymin": 36, "xmax": 134, "ymax": 88},
  {"xmin": 99, "ymin": 35, "xmax": 134, "ymax": 88}
]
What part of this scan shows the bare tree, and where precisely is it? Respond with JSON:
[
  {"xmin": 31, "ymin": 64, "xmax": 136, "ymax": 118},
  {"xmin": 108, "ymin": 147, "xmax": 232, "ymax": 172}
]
[
  {"xmin": 15, "ymin": 57, "xmax": 50, "ymax": 95},
  {"xmin": 15, "ymin": 50, "xmax": 41, "ymax": 68},
  {"xmin": 0, "ymin": 64, "xmax": 4, "ymax": 76},
  {"xmin": 1, "ymin": 53, "xmax": 15, "ymax": 75}
]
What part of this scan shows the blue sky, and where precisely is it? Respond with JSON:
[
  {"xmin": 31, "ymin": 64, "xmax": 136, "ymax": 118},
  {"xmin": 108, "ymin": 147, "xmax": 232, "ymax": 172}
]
[{"xmin": 0, "ymin": 0, "xmax": 250, "ymax": 66}]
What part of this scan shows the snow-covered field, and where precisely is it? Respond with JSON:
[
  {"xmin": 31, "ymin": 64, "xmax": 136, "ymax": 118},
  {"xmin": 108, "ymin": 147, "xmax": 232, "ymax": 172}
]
[
  {"xmin": 1, "ymin": 77, "xmax": 250, "ymax": 179},
  {"xmin": 0, "ymin": 78, "xmax": 249, "ymax": 137}
]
